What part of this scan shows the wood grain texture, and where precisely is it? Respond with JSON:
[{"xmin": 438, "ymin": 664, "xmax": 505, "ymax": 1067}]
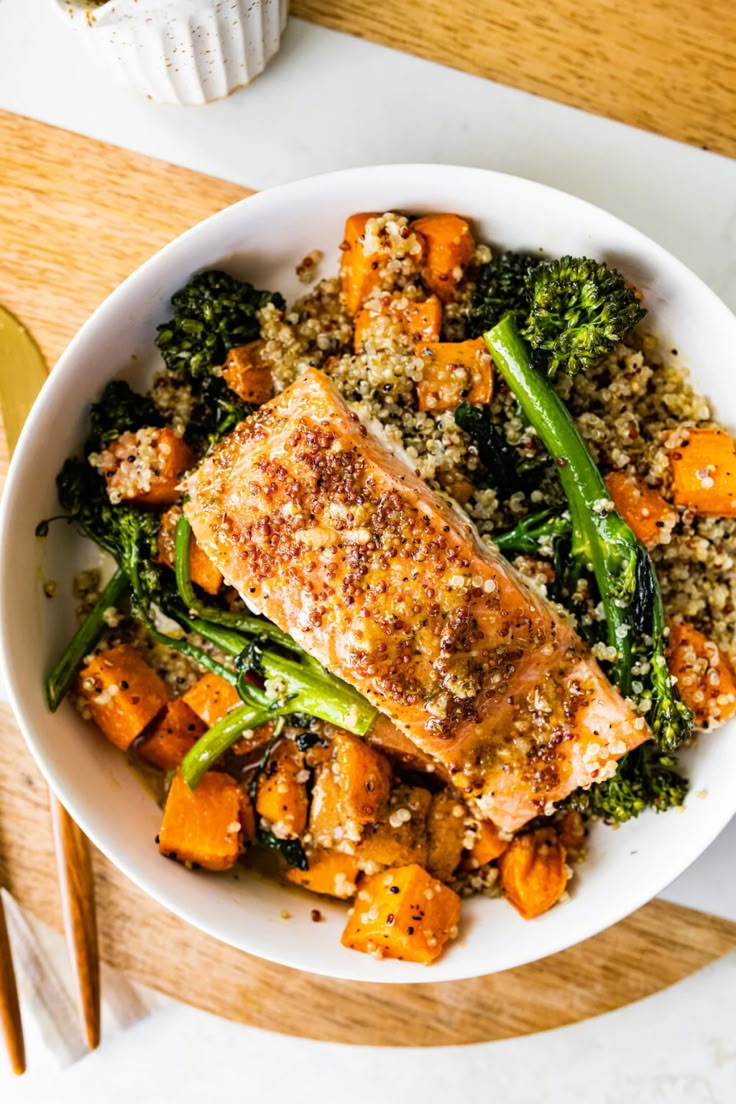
[
  {"xmin": 0, "ymin": 893, "xmax": 25, "ymax": 1075},
  {"xmin": 293, "ymin": 0, "xmax": 736, "ymax": 158},
  {"xmin": 0, "ymin": 110, "xmax": 734, "ymax": 1044},
  {"xmin": 49, "ymin": 798, "xmax": 100, "ymax": 1051}
]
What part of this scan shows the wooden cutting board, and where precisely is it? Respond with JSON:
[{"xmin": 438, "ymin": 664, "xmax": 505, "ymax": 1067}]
[
  {"xmin": 0, "ymin": 109, "xmax": 734, "ymax": 1046},
  {"xmin": 293, "ymin": 0, "xmax": 736, "ymax": 158}
]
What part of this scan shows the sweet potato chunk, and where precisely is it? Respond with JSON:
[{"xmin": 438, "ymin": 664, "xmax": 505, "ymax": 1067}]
[
  {"xmin": 308, "ymin": 763, "xmax": 345, "ymax": 849},
  {"xmin": 462, "ymin": 819, "xmax": 509, "ymax": 869},
  {"xmin": 356, "ymin": 785, "xmax": 431, "ymax": 868},
  {"xmin": 341, "ymin": 863, "xmax": 460, "ymax": 963},
  {"xmin": 94, "ymin": 427, "xmax": 195, "ymax": 508},
  {"xmin": 605, "ymin": 472, "xmax": 676, "ymax": 547},
  {"xmin": 498, "ymin": 827, "xmax": 567, "ymax": 920},
  {"xmin": 669, "ymin": 427, "xmax": 736, "ymax": 515},
  {"xmin": 353, "ymin": 295, "xmax": 442, "ymax": 352},
  {"xmin": 333, "ymin": 730, "xmax": 392, "ymax": 830},
  {"xmin": 427, "ymin": 790, "xmax": 466, "ymax": 881},
  {"xmin": 287, "ymin": 849, "xmax": 360, "ymax": 898},
  {"xmin": 182, "ymin": 672, "xmax": 241, "ymax": 727},
  {"xmin": 156, "ymin": 505, "xmax": 223, "ymax": 595},
  {"xmin": 667, "ymin": 621, "xmax": 736, "ymax": 728},
  {"xmin": 339, "ymin": 213, "xmax": 384, "ymax": 313},
  {"xmin": 137, "ymin": 697, "xmax": 206, "ymax": 771},
  {"xmin": 158, "ymin": 770, "xmax": 246, "ymax": 871},
  {"xmin": 255, "ymin": 739, "xmax": 309, "ymax": 838},
  {"xmin": 411, "ymin": 215, "xmax": 475, "ymax": 302},
  {"xmin": 77, "ymin": 644, "xmax": 168, "ymax": 751},
  {"xmin": 415, "ymin": 338, "xmax": 493, "ymax": 412},
  {"xmin": 222, "ymin": 342, "xmax": 274, "ymax": 405}
]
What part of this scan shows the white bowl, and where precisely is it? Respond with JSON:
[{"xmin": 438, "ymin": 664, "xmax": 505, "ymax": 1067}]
[{"xmin": 2, "ymin": 165, "xmax": 735, "ymax": 983}]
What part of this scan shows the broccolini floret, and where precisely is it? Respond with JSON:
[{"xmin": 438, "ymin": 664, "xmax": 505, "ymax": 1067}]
[
  {"xmin": 522, "ymin": 256, "xmax": 646, "ymax": 378},
  {"xmin": 468, "ymin": 251, "xmax": 537, "ymax": 337},
  {"xmin": 470, "ymin": 252, "xmax": 645, "ymax": 378},
  {"xmin": 155, "ymin": 269, "xmax": 284, "ymax": 379},
  {"xmin": 561, "ymin": 745, "xmax": 688, "ymax": 823}
]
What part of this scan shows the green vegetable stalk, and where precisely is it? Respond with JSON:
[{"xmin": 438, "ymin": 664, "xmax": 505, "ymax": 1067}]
[
  {"xmin": 45, "ymin": 566, "xmax": 129, "ymax": 711},
  {"xmin": 484, "ymin": 314, "xmax": 692, "ymax": 752}
]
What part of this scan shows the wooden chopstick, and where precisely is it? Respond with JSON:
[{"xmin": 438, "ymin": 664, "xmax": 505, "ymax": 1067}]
[
  {"xmin": 0, "ymin": 892, "xmax": 25, "ymax": 1075},
  {"xmin": 49, "ymin": 797, "xmax": 101, "ymax": 1050}
]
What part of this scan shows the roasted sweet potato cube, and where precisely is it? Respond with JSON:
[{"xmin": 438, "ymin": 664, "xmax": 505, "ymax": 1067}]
[
  {"xmin": 156, "ymin": 504, "xmax": 222, "ymax": 595},
  {"xmin": 308, "ymin": 763, "xmax": 345, "ymax": 849},
  {"xmin": 255, "ymin": 739, "xmax": 309, "ymax": 838},
  {"xmin": 667, "ymin": 621, "xmax": 736, "ymax": 728},
  {"xmin": 230, "ymin": 720, "xmax": 276, "ymax": 758},
  {"xmin": 182, "ymin": 672, "xmax": 241, "ymax": 727},
  {"xmin": 158, "ymin": 770, "xmax": 246, "ymax": 871},
  {"xmin": 356, "ymin": 785, "xmax": 431, "ymax": 869},
  {"xmin": 498, "ymin": 827, "xmax": 567, "ymax": 920},
  {"xmin": 339, "ymin": 212, "xmax": 385, "ymax": 313},
  {"xmin": 415, "ymin": 338, "xmax": 493, "ymax": 412},
  {"xmin": 77, "ymin": 644, "xmax": 168, "ymax": 751},
  {"xmin": 95, "ymin": 427, "xmax": 195, "ymax": 508},
  {"xmin": 341, "ymin": 863, "xmax": 460, "ymax": 963},
  {"xmin": 333, "ymin": 730, "xmax": 392, "ymax": 829},
  {"xmin": 605, "ymin": 472, "xmax": 676, "ymax": 547},
  {"xmin": 462, "ymin": 818, "xmax": 509, "ymax": 870},
  {"xmin": 287, "ymin": 849, "xmax": 360, "ymax": 898},
  {"xmin": 669, "ymin": 427, "xmax": 736, "ymax": 516},
  {"xmin": 426, "ymin": 790, "xmax": 466, "ymax": 881},
  {"xmin": 136, "ymin": 697, "xmax": 206, "ymax": 771},
  {"xmin": 410, "ymin": 214, "xmax": 475, "ymax": 302},
  {"xmin": 353, "ymin": 295, "xmax": 442, "ymax": 352},
  {"xmin": 239, "ymin": 789, "xmax": 257, "ymax": 844},
  {"xmin": 222, "ymin": 342, "xmax": 274, "ymax": 405}
]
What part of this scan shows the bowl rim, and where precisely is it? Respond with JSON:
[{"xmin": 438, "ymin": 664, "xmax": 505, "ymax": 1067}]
[{"xmin": 2, "ymin": 161, "xmax": 736, "ymax": 983}]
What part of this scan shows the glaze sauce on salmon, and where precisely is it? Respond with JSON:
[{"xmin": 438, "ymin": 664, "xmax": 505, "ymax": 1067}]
[{"xmin": 184, "ymin": 368, "xmax": 649, "ymax": 831}]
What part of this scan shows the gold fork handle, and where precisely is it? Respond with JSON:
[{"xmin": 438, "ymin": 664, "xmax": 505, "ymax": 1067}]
[
  {"xmin": 0, "ymin": 891, "xmax": 25, "ymax": 1074},
  {"xmin": 49, "ymin": 796, "xmax": 100, "ymax": 1050}
]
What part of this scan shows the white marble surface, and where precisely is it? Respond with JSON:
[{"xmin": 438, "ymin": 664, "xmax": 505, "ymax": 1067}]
[{"xmin": 1, "ymin": 0, "xmax": 736, "ymax": 1097}]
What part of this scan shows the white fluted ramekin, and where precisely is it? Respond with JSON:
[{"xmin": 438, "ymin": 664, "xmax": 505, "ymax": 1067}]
[{"xmin": 52, "ymin": 0, "xmax": 289, "ymax": 105}]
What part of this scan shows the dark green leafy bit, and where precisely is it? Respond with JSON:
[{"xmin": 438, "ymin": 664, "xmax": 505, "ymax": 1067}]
[
  {"xmin": 454, "ymin": 400, "xmax": 525, "ymax": 499},
  {"xmin": 522, "ymin": 256, "xmax": 646, "ymax": 379},
  {"xmin": 561, "ymin": 746, "xmax": 688, "ymax": 823},
  {"xmin": 468, "ymin": 251, "xmax": 537, "ymax": 337},
  {"xmin": 186, "ymin": 374, "xmax": 256, "ymax": 451},
  {"xmin": 87, "ymin": 380, "xmax": 162, "ymax": 451},
  {"xmin": 493, "ymin": 506, "xmax": 571, "ymax": 555},
  {"xmin": 155, "ymin": 269, "xmax": 284, "ymax": 379},
  {"xmin": 256, "ymin": 828, "xmax": 308, "ymax": 870}
]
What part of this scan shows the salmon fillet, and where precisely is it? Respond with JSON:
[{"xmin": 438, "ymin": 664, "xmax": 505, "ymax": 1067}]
[{"xmin": 184, "ymin": 368, "xmax": 649, "ymax": 831}]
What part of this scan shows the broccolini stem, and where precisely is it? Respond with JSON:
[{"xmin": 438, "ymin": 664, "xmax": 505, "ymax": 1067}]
[
  {"xmin": 174, "ymin": 518, "xmax": 377, "ymax": 736},
  {"xmin": 494, "ymin": 507, "xmax": 570, "ymax": 555},
  {"xmin": 174, "ymin": 516, "xmax": 294, "ymax": 650},
  {"xmin": 184, "ymin": 612, "xmax": 375, "ymax": 734},
  {"xmin": 45, "ymin": 565, "xmax": 130, "ymax": 711},
  {"xmin": 257, "ymin": 650, "xmax": 377, "ymax": 735},
  {"xmin": 181, "ymin": 702, "xmax": 274, "ymax": 789},
  {"xmin": 485, "ymin": 315, "xmax": 636, "ymax": 691}
]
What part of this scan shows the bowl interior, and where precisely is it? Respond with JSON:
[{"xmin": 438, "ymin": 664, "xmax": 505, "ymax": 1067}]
[{"xmin": 2, "ymin": 164, "xmax": 735, "ymax": 982}]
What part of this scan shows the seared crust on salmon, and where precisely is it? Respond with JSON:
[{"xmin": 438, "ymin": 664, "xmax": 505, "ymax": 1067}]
[{"xmin": 184, "ymin": 369, "xmax": 649, "ymax": 831}]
